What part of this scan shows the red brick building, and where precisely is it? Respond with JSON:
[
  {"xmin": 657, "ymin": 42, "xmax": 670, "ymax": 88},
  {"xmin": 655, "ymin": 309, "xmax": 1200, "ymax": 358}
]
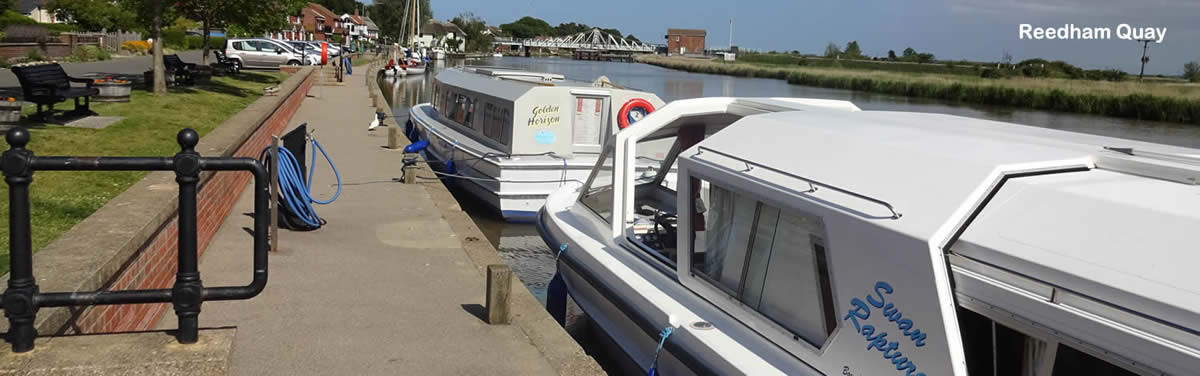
[
  {"xmin": 277, "ymin": 3, "xmax": 342, "ymax": 41},
  {"xmin": 666, "ymin": 28, "xmax": 705, "ymax": 55}
]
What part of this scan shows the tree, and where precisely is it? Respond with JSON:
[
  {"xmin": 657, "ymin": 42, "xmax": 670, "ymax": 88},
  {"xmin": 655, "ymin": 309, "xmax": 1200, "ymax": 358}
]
[
  {"xmin": 48, "ymin": 0, "xmax": 137, "ymax": 31},
  {"xmin": 178, "ymin": 0, "xmax": 305, "ymax": 63},
  {"xmin": 317, "ymin": 0, "xmax": 359, "ymax": 15},
  {"xmin": 823, "ymin": 42, "xmax": 841, "ymax": 58},
  {"xmin": 1000, "ymin": 50, "xmax": 1013, "ymax": 65},
  {"xmin": 902, "ymin": 47, "xmax": 917, "ymax": 58},
  {"xmin": 1184, "ymin": 61, "xmax": 1200, "ymax": 82},
  {"xmin": 598, "ymin": 28, "xmax": 621, "ymax": 38},
  {"xmin": 554, "ymin": 22, "xmax": 589, "ymax": 36},
  {"xmin": 625, "ymin": 34, "xmax": 641, "ymax": 43},
  {"xmin": 450, "ymin": 12, "xmax": 492, "ymax": 53},
  {"xmin": 887, "ymin": 50, "xmax": 897, "ymax": 60},
  {"xmin": 500, "ymin": 16, "xmax": 553, "ymax": 39},
  {"xmin": 119, "ymin": 0, "xmax": 173, "ymax": 95},
  {"xmin": 367, "ymin": 0, "xmax": 430, "ymax": 44},
  {"xmin": 843, "ymin": 40, "xmax": 863, "ymax": 59}
]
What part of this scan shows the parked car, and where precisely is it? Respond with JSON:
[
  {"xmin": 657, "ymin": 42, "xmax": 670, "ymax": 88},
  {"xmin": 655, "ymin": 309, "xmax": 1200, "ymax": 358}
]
[
  {"xmin": 224, "ymin": 38, "xmax": 317, "ymax": 70},
  {"xmin": 303, "ymin": 41, "xmax": 341, "ymax": 57},
  {"xmin": 285, "ymin": 41, "xmax": 325, "ymax": 62}
]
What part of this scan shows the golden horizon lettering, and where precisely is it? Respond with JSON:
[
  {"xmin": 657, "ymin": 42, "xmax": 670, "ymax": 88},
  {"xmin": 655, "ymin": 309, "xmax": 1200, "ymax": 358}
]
[{"xmin": 528, "ymin": 105, "xmax": 560, "ymax": 127}]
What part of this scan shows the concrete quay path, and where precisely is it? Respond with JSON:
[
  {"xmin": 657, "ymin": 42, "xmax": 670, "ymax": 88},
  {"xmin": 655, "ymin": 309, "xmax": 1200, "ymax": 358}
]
[{"xmin": 155, "ymin": 68, "xmax": 600, "ymax": 375}]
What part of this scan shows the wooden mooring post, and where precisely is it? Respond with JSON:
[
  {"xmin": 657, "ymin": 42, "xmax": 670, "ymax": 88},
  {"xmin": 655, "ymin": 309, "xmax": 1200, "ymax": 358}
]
[{"xmin": 486, "ymin": 264, "xmax": 512, "ymax": 325}]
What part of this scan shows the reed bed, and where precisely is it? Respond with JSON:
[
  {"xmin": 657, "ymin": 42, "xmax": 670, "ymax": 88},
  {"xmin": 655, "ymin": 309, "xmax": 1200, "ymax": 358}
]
[{"xmin": 637, "ymin": 55, "xmax": 1200, "ymax": 125}]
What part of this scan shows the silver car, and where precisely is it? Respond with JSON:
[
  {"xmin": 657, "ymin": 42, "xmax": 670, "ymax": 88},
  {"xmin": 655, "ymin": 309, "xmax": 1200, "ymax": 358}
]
[{"xmin": 224, "ymin": 38, "xmax": 315, "ymax": 70}]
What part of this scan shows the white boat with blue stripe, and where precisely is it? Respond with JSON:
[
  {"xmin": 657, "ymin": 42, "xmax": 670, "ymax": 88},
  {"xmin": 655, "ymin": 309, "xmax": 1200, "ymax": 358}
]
[{"xmin": 407, "ymin": 66, "xmax": 667, "ymax": 222}]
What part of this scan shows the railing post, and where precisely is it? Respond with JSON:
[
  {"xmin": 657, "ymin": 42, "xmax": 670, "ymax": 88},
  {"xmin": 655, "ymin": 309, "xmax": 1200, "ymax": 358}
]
[
  {"xmin": 171, "ymin": 129, "xmax": 204, "ymax": 344},
  {"xmin": 2, "ymin": 128, "xmax": 39, "ymax": 353}
]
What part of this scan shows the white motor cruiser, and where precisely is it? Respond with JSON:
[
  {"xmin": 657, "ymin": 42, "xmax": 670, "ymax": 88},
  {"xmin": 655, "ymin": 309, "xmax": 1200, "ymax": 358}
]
[
  {"xmin": 407, "ymin": 66, "xmax": 667, "ymax": 222},
  {"xmin": 538, "ymin": 97, "xmax": 1200, "ymax": 375}
]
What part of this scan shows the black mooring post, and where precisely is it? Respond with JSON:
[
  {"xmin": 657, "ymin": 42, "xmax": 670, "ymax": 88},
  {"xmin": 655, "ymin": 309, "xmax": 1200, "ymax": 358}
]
[
  {"xmin": 171, "ymin": 129, "xmax": 204, "ymax": 344},
  {"xmin": 2, "ymin": 128, "xmax": 38, "ymax": 352}
]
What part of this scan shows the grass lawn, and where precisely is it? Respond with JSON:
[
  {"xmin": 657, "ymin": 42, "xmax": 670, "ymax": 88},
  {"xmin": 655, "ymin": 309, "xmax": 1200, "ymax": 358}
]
[{"xmin": 0, "ymin": 71, "xmax": 286, "ymax": 275}]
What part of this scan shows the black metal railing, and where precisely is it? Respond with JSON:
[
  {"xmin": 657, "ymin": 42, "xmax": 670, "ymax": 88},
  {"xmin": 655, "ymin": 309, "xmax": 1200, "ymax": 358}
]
[{"xmin": 0, "ymin": 127, "xmax": 270, "ymax": 352}]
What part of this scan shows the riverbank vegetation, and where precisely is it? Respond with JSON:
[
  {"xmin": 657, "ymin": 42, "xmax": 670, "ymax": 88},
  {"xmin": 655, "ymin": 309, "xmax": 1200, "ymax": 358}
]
[
  {"xmin": 0, "ymin": 71, "xmax": 286, "ymax": 274},
  {"xmin": 637, "ymin": 55, "xmax": 1200, "ymax": 125}
]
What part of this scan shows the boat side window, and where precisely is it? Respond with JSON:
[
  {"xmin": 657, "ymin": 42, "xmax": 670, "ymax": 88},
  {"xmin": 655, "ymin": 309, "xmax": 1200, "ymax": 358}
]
[
  {"xmin": 464, "ymin": 96, "xmax": 476, "ymax": 129},
  {"xmin": 956, "ymin": 307, "xmax": 1140, "ymax": 376},
  {"xmin": 579, "ymin": 142, "xmax": 616, "ymax": 223},
  {"xmin": 500, "ymin": 108, "xmax": 512, "ymax": 146},
  {"xmin": 447, "ymin": 93, "xmax": 462, "ymax": 123},
  {"xmin": 691, "ymin": 182, "xmax": 837, "ymax": 347}
]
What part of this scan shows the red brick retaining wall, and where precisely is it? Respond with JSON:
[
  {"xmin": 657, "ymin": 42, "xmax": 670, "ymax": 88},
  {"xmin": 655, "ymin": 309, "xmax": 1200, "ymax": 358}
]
[{"xmin": 70, "ymin": 74, "xmax": 314, "ymax": 333}]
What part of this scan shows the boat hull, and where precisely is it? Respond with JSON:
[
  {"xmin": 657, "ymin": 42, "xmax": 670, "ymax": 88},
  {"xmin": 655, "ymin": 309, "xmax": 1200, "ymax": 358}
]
[{"xmin": 408, "ymin": 105, "xmax": 599, "ymax": 223}]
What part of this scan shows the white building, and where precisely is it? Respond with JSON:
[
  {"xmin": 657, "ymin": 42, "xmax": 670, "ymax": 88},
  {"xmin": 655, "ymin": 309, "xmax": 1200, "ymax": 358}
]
[
  {"xmin": 416, "ymin": 20, "xmax": 467, "ymax": 52},
  {"xmin": 18, "ymin": 0, "xmax": 61, "ymax": 24}
]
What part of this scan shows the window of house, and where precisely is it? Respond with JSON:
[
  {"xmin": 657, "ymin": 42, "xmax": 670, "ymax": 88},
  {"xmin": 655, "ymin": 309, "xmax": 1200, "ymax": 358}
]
[
  {"xmin": 675, "ymin": 36, "xmax": 681, "ymax": 42},
  {"xmin": 691, "ymin": 182, "xmax": 836, "ymax": 347}
]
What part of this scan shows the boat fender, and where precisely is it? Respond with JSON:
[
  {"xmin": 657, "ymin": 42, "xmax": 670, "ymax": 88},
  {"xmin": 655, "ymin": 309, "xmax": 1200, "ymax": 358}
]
[
  {"xmin": 403, "ymin": 139, "xmax": 428, "ymax": 153},
  {"xmin": 618, "ymin": 98, "xmax": 655, "ymax": 129},
  {"xmin": 445, "ymin": 159, "xmax": 456, "ymax": 175}
]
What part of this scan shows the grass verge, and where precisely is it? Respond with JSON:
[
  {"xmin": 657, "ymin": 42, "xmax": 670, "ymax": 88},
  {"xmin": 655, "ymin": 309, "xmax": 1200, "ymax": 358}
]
[
  {"xmin": 0, "ymin": 71, "xmax": 286, "ymax": 275},
  {"xmin": 637, "ymin": 55, "xmax": 1200, "ymax": 125}
]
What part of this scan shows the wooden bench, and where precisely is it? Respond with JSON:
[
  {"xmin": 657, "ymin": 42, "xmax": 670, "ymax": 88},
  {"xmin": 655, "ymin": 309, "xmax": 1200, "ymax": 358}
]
[
  {"xmin": 163, "ymin": 54, "xmax": 196, "ymax": 85},
  {"xmin": 11, "ymin": 63, "xmax": 99, "ymax": 121}
]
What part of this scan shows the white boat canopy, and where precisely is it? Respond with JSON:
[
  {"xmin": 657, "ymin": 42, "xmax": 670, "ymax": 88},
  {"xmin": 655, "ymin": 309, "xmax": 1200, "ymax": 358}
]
[{"xmin": 593, "ymin": 97, "xmax": 1199, "ymax": 375}]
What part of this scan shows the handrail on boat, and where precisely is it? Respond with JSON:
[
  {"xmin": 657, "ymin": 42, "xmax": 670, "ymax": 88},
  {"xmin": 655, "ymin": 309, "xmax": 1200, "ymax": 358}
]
[{"xmin": 695, "ymin": 146, "xmax": 903, "ymax": 220}]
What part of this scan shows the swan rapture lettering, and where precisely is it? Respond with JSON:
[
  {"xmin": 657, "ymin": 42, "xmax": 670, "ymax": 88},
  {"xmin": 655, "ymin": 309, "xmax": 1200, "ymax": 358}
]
[{"xmin": 843, "ymin": 281, "xmax": 927, "ymax": 376}]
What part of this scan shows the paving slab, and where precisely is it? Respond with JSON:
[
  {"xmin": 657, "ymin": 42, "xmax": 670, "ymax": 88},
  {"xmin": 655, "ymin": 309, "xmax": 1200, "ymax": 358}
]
[
  {"xmin": 0, "ymin": 329, "xmax": 235, "ymax": 376},
  {"xmin": 155, "ymin": 69, "xmax": 564, "ymax": 375},
  {"xmin": 63, "ymin": 116, "xmax": 123, "ymax": 129}
]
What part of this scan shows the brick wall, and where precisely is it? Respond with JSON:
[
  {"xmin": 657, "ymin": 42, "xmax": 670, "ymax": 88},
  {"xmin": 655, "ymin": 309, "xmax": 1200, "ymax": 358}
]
[
  {"xmin": 667, "ymin": 35, "xmax": 705, "ymax": 55},
  {"xmin": 0, "ymin": 44, "xmax": 73, "ymax": 61},
  {"xmin": 68, "ymin": 74, "xmax": 314, "ymax": 334}
]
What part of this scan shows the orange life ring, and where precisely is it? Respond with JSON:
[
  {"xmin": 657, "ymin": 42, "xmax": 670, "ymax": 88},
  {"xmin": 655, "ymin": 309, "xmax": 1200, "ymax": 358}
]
[{"xmin": 618, "ymin": 98, "xmax": 655, "ymax": 129}]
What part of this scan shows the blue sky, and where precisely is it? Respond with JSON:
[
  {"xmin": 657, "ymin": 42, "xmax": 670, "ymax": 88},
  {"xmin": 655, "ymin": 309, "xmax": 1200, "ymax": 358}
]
[{"xmin": 368, "ymin": 0, "xmax": 1198, "ymax": 75}]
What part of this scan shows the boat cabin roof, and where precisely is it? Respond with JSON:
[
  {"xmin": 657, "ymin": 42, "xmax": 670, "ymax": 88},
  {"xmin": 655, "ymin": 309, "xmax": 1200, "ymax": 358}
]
[{"xmin": 691, "ymin": 109, "xmax": 1200, "ymax": 331}]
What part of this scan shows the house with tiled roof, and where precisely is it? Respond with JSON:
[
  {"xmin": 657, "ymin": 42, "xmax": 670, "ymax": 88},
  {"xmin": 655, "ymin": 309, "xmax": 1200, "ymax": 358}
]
[
  {"xmin": 275, "ymin": 2, "xmax": 342, "ymax": 41},
  {"xmin": 416, "ymin": 20, "xmax": 467, "ymax": 52},
  {"xmin": 361, "ymin": 16, "xmax": 380, "ymax": 41}
]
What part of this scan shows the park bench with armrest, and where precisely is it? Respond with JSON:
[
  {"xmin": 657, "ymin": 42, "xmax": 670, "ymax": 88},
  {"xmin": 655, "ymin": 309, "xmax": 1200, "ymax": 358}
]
[
  {"xmin": 11, "ymin": 63, "xmax": 98, "ymax": 121},
  {"xmin": 163, "ymin": 54, "xmax": 196, "ymax": 85}
]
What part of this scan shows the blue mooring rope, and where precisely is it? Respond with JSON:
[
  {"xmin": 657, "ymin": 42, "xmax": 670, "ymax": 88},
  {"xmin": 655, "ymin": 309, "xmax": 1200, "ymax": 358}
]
[
  {"xmin": 648, "ymin": 326, "xmax": 674, "ymax": 375},
  {"xmin": 263, "ymin": 137, "xmax": 341, "ymax": 228}
]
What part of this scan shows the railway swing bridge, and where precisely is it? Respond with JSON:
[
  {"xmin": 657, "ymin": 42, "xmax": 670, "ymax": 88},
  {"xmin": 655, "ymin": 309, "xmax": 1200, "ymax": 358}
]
[{"xmin": 495, "ymin": 28, "xmax": 656, "ymax": 61}]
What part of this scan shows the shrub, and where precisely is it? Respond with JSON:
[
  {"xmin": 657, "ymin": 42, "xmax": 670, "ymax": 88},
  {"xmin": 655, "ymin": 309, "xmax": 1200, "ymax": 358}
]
[
  {"xmin": 0, "ymin": 10, "xmax": 36, "ymax": 31},
  {"xmin": 24, "ymin": 48, "xmax": 43, "ymax": 62},
  {"xmin": 121, "ymin": 40, "xmax": 150, "ymax": 55},
  {"xmin": 1185, "ymin": 62, "xmax": 1200, "ymax": 83},
  {"xmin": 163, "ymin": 28, "xmax": 186, "ymax": 49}
]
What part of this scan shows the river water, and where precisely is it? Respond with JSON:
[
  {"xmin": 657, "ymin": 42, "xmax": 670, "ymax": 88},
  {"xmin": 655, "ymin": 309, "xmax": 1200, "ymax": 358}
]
[{"xmin": 381, "ymin": 56, "xmax": 1200, "ymax": 303}]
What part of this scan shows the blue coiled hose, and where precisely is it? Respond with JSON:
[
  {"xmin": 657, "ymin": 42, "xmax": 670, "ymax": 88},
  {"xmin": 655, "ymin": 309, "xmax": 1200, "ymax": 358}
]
[{"xmin": 262, "ymin": 137, "xmax": 341, "ymax": 228}]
